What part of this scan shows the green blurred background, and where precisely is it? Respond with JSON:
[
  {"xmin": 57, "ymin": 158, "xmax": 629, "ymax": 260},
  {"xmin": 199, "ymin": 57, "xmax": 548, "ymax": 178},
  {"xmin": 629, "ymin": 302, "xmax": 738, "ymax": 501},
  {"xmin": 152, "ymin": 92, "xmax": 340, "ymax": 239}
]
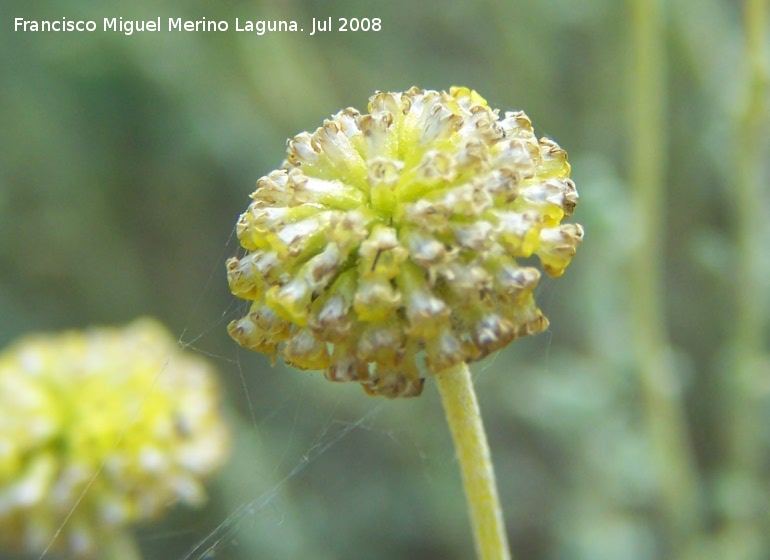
[{"xmin": 2, "ymin": 0, "xmax": 769, "ymax": 559}]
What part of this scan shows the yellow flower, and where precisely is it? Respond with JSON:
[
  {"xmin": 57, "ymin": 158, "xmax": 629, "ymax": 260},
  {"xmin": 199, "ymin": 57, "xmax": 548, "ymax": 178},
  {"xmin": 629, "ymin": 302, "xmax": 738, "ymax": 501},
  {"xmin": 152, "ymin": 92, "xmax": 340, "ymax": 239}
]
[
  {"xmin": 228, "ymin": 87, "xmax": 583, "ymax": 398},
  {"xmin": 0, "ymin": 318, "xmax": 230, "ymax": 558}
]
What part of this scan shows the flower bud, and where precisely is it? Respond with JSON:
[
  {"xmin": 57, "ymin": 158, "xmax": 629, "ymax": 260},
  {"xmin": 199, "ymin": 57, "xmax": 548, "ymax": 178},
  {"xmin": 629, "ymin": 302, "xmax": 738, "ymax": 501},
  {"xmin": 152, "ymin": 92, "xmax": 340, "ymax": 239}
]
[
  {"xmin": 0, "ymin": 319, "xmax": 230, "ymax": 557},
  {"xmin": 229, "ymin": 87, "xmax": 583, "ymax": 397}
]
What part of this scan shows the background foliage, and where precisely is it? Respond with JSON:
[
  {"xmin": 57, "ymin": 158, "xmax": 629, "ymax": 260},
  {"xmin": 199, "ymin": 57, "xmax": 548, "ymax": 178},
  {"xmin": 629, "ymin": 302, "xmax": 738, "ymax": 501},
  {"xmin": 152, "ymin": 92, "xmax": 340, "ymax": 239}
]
[{"xmin": 1, "ymin": 0, "xmax": 768, "ymax": 559}]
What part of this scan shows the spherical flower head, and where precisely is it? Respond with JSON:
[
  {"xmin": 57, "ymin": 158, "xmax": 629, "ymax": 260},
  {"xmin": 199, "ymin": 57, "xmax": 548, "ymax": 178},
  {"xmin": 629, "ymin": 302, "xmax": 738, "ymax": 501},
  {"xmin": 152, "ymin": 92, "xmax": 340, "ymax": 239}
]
[
  {"xmin": 0, "ymin": 319, "xmax": 231, "ymax": 558},
  {"xmin": 228, "ymin": 87, "xmax": 583, "ymax": 398}
]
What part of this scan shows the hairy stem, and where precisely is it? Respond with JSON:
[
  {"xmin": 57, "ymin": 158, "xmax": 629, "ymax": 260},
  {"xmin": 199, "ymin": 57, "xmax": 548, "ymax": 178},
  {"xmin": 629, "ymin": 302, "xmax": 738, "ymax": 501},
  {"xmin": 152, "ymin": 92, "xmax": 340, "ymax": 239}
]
[{"xmin": 435, "ymin": 362, "xmax": 511, "ymax": 560}]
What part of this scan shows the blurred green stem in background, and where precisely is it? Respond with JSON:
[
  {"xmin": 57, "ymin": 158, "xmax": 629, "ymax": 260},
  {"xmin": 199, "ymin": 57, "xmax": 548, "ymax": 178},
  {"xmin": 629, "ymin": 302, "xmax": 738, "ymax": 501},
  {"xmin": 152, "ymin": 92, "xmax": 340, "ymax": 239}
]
[
  {"xmin": 435, "ymin": 362, "xmax": 511, "ymax": 560},
  {"xmin": 628, "ymin": 0, "xmax": 702, "ymax": 555},
  {"xmin": 103, "ymin": 532, "xmax": 143, "ymax": 560},
  {"xmin": 721, "ymin": 0, "xmax": 769, "ymax": 558}
]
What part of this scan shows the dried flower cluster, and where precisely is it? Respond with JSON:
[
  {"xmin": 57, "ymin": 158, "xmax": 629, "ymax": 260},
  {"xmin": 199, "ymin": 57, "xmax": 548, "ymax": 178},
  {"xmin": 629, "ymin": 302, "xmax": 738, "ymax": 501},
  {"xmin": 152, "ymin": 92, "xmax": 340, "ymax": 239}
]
[
  {"xmin": 228, "ymin": 87, "xmax": 582, "ymax": 398},
  {"xmin": 0, "ymin": 319, "xmax": 230, "ymax": 557}
]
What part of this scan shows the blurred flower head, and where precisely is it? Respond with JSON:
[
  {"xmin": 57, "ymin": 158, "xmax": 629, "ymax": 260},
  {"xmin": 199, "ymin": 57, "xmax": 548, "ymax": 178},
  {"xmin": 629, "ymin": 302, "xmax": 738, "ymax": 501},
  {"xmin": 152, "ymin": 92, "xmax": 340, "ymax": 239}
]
[
  {"xmin": 0, "ymin": 318, "xmax": 231, "ymax": 557},
  {"xmin": 228, "ymin": 86, "xmax": 583, "ymax": 398}
]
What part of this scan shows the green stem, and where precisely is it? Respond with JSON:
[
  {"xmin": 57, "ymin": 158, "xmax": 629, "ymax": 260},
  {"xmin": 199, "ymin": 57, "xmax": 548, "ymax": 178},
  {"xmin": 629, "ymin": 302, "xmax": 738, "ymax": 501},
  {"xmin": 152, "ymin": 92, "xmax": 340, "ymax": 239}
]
[
  {"xmin": 628, "ymin": 0, "xmax": 701, "ymax": 553},
  {"xmin": 102, "ymin": 531, "xmax": 144, "ymax": 560},
  {"xmin": 435, "ymin": 362, "xmax": 511, "ymax": 560},
  {"xmin": 721, "ymin": 0, "xmax": 768, "ymax": 557},
  {"xmin": 733, "ymin": 0, "xmax": 768, "ymax": 358}
]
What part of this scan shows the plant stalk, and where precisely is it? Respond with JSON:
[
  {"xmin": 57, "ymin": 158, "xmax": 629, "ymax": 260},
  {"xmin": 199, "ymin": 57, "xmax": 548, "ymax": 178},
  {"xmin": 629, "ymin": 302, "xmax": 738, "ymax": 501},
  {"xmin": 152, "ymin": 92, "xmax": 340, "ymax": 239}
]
[
  {"xmin": 102, "ymin": 531, "xmax": 144, "ymax": 560},
  {"xmin": 721, "ymin": 0, "xmax": 769, "ymax": 557},
  {"xmin": 628, "ymin": 0, "xmax": 701, "ymax": 553},
  {"xmin": 435, "ymin": 361, "xmax": 511, "ymax": 560}
]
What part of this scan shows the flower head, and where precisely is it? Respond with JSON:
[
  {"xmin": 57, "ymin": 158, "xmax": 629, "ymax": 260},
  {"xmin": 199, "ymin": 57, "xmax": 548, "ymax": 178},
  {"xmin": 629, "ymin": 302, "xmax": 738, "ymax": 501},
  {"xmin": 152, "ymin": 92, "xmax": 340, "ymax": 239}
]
[
  {"xmin": 0, "ymin": 319, "xmax": 230, "ymax": 557},
  {"xmin": 228, "ymin": 87, "xmax": 583, "ymax": 398}
]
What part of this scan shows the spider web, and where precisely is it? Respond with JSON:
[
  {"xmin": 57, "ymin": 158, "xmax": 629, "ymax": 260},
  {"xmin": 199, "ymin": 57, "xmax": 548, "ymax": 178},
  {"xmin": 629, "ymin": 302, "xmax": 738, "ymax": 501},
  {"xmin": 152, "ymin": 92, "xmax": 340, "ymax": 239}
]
[
  {"xmin": 38, "ymin": 216, "xmax": 538, "ymax": 560},
  {"xmin": 37, "ymin": 229, "xmax": 434, "ymax": 560}
]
